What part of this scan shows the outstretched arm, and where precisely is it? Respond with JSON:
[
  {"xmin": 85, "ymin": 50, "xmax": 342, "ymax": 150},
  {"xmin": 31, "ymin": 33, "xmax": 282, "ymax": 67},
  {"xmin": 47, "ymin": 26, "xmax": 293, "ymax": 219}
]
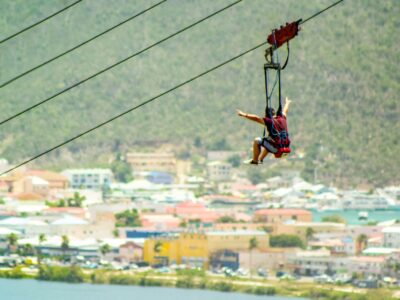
[
  {"xmin": 236, "ymin": 109, "xmax": 264, "ymax": 126},
  {"xmin": 283, "ymin": 97, "xmax": 292, "ymax": 117}
]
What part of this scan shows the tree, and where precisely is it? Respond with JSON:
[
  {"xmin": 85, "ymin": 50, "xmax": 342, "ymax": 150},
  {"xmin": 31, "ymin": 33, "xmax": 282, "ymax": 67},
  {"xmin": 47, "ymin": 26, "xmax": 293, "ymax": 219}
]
[
  {"xmin": 356, "ymin": 234, "xmax": 368, "ymax": 254},
  {"xmin": 259, "ymin": 225, "xmax": 273, "ymax": 233},
  {"xmin": 249, "ymin": 237, "xmax": 258, "ymax": 277},
  {"xmin": 100, "ymin": 244, "xmax": 112, "ymax": 260},
  {"xmin": 247, "ymin": 168, "xmax": 263, "ymax": 185},
  {"xmin": 112, "ymin": 228, "xmax": 119, "ymax": 238},
  {"xmin": 115, "ymin": 209, "xmax": 141, "ymax": 227},
  {"xmin": 61, "ymin": 235, "xmax": 70, "ymax": 257},
  {"xmin": 321, "ymin": 215, "xmax": 346, "ymax": 224},
  {"xmin": 270, "ymin": 235, "xmax": 304, "ymax": 248},
  {"xmin": 178, "ymin": 220, "xmax": 187, "ymax": 228},
  {"xmin": 216, "ymin": 215, "xmax": 237, "ymax": 223},
  {"xmin": 6, "ymin": 233, "xmax": 18, "ymax": 253},
  {"xmin": 111, "ymin": 154, "xmax": 133, "ymax": 183},
  {"xmin": 67, "ymin": 192, "xmax": 86, "ymax": 207},
  {"xmin": 227, "ymin": 155, "xmax": 241, "ymax": 168},
  {"xmin": 306, "ymin": 227, "xmax": 315, "ymax": 241},
  {"xmin": 38, "ymin": 234, "xmax": 47, "ymax": 265},
  {"xmin": 39, "ymin": 233, "xmax": 47, "ymax": 244},
  {"xmin": 194, "ymin": 136, "xmax": 202, "ymax": 148},
  {"xmin": 20, "ymin": 243, "xmax": 35, "ymax": 256}
]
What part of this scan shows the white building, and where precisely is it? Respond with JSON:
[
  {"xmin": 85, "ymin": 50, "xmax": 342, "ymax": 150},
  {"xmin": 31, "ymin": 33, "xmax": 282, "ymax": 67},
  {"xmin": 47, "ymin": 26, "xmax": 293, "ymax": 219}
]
[
  {"xmin": 207, "ymin": 161, "xmax": 232, "ymax": 182},
  {"xmin": 62, "ymin": 169, "xmax": 112, "ymax": 190},
  {"xmin": 382, "ymin": 226, "xmax": 400, "ymax": 248},
  {"xmin": 342, "ymin": 192, "xmax": 390, "ymax": 210}
]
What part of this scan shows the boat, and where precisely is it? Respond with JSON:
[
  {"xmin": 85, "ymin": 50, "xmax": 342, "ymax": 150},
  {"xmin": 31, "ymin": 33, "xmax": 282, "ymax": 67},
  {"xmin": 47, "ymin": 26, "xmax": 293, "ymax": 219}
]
[{"xmin": 358, "ymin": 211, "xmax": 369, "ymax": 220}]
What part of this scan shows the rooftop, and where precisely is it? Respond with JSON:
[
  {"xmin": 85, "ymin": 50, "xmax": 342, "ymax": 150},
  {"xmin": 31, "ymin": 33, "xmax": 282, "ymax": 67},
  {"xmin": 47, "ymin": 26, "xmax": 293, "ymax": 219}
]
[
  {"xmin": 255, "ymin": 209, "xmax": 312, "ymax": 216},
  {"xmin": 382, "ymin": 226, "xmax": 400, "ymax": 233}
]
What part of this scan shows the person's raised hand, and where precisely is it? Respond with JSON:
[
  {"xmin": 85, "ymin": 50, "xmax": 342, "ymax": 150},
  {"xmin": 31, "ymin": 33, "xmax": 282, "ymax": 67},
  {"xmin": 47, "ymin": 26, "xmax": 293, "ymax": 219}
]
[{"xmin": 236, "ymin": 109, "xmax": 245, "ymax": 117}]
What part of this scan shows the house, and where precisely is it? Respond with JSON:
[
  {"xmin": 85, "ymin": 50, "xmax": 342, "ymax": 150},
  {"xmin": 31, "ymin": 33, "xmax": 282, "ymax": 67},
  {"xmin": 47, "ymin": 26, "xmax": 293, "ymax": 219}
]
[
  {"xmin": 166, "ymin": 201, "xmax": 219, "ymax": 223},
  {"xmin": 272, "ymin": 221, "xmax": 346, "ymax": 242},
  {"xmin": 207, "ymin": 161, "xmax": 232, "ymax": 182},
  {"xmin": 348, "ymin": 256, "xmax": 386, "ymax": 277},
  {"xmin": 140, "ymin": 214, "xmax": 181, "ymax": 230},
  {"xmin": 239, "ymin": 248, "xmax": 297, "ymax": 271},
  {"xmin": 126, "ymin": 152, "xmax": 176, "ymax": 173},
  {"xmin": 62, "ymin": 169, "xmax": 112, "ymax": 190},
  {"xmin": 290, "ymin": 249, "xmax": 349, "ymax": 276},
  {"xmin": 0, "ymin": 170, "xmax": 68, "ymax": 195},
  {"xmin": 254, "ymin": 209, "xmax": 312, "ymax": 224},
  {"xmin": 0, "ymin": 217, "xmax": 49, "ymax": 236},
  {"xmin": 24, "ymin": 170, "xmax": 69, "ymax": 190},
  {"xmin": 118, "ymin": 241, "xmax": 143, "ymax": 263},
  {"xmin": 382, "ymin": 226, "xmax": 400, "ymax": 248}
]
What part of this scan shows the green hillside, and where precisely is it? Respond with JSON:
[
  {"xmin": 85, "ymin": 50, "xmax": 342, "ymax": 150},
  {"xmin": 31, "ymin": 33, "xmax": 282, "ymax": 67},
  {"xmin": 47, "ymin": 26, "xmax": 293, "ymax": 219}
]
[{"xmin": 0, "ymin": 0, "xmax": 398, "ymax": 187}]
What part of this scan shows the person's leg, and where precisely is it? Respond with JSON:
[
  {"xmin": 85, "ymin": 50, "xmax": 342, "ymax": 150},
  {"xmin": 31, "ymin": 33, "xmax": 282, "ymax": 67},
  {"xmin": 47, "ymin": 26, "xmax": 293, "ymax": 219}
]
[
  {"xmin": 259, "ymin": 147, "xmax": 269, "ymax": 162},
  {"xmin": 252, "ymin": 138, "xmax": 261, "ymax": 163}
]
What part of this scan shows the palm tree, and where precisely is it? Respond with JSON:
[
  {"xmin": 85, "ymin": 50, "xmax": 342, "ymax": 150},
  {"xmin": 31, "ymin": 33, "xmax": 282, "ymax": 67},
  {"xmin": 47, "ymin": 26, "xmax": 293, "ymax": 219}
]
[
  {"xmin": 22, "ymin": 243, "xmax": 34, "ymax": 256},
  {"xmin": 100, "ymin": 244, "xmax": 112, "ymax": 261},
  {"xmin": 37, "ymin": 234, "xmax": 47, "ymax": 265},
  {"xmin": 249, "ymin": 237, "xmax": 258, "ymax": 277},
  {"xmin": 356, "ymin": 234, "xmax": 368, "ymax": 254},
  {"xmin": 6, "ymin": 233, "xmax": 18, "ymax": 253},
  {"xmin": 68, "ymin": 192, "xmax": 86, "ymax": 207},
  {"xmin": 61, "ymin": 235, "xmax": 70, "ymax": 259}
]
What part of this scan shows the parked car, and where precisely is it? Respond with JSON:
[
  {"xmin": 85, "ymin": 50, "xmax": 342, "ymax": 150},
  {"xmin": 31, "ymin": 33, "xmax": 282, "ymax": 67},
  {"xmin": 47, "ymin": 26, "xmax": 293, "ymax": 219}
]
[
  {"xmin": 257, "ymin": 268, "xmax": 268, "ymax": 278},
  {"xmin": 313, "ymin": 274, "xmax": 334, "ymax": 284}
]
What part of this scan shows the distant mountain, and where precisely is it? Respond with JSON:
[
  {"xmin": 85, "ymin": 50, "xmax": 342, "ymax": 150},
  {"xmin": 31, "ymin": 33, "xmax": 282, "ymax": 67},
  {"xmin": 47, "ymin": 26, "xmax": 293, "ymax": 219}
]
[{"xmin": 0, "ymin": 0, "xmax": 398, "ymax": 187}]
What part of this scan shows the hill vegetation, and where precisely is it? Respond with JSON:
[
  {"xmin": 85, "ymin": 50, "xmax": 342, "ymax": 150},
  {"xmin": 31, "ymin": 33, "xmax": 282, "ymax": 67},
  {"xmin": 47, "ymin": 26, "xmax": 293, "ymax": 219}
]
[{"xmin": 0, "ymin": 0, "xmax": 398, "ymax": 187}]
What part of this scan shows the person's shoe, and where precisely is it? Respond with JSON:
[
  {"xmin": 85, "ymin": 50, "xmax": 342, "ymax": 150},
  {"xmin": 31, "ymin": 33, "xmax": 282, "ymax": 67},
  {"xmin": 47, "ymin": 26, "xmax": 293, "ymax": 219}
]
[
  {"xmin": 258, "ymin": 160, "xmax": 263, "ymax": 164},
  {"xmin": 243, "ymin": 159, "xmax": 258, "ymax": 165}
]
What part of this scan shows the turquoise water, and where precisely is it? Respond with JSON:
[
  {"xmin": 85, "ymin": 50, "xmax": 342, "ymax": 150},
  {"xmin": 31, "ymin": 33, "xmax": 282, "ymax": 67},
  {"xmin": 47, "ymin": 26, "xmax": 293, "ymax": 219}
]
[
  {"xmin": 312, "ymin": 209, "xmax": 400, "ymax": 225},
  {"xmin": 0, "ymin": 279, "xmax": 307, "ymax": 300}
]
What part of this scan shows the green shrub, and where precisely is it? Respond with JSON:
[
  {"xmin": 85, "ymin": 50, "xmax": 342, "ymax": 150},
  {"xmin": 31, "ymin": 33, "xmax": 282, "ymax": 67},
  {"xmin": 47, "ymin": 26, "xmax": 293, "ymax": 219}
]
[
  {"xmin": 207, "ymin": 281, "xmax": 233, "ymax": 292},
  {"xmin": 38, "ymin": 265, "xmax": 84, "ymax": 283},
  {"xmin": 252, "ymin": 286, "xmax": 277, "ymax": 295},
  {"xmin": 109, "ymin": 274, "xmax": 138, "ymax": 285},
  {"xmin": 176, "ymin": 277, "xmax": 195, "ymax": 289}
]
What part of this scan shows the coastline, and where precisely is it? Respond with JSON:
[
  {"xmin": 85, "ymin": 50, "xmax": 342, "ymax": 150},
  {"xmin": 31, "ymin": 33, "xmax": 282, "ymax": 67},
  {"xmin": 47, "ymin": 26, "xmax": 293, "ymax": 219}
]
[{"xmin": 0, "ymin": 266, "xmax": 398, "ymax": 300}]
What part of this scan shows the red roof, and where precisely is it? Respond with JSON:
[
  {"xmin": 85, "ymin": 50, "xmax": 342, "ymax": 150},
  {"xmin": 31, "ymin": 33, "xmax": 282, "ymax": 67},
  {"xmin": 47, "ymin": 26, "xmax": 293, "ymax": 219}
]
[{"xmin": 255, "ymin": 209, "xmax": 312, "ymax": 216}]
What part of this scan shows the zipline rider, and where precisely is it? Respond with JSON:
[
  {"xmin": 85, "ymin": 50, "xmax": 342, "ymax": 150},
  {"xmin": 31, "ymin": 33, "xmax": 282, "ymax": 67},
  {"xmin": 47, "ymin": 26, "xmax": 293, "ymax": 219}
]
[{"xmin": 237, "ymin": 97, "xmax": 292, "ymax": 165}]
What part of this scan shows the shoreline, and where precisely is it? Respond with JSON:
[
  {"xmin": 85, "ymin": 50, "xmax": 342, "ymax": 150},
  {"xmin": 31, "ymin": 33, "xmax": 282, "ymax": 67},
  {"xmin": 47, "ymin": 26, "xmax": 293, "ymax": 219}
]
[{"xmin": 1, "ymin": 266, "xmax": 398, "ymax": 300}]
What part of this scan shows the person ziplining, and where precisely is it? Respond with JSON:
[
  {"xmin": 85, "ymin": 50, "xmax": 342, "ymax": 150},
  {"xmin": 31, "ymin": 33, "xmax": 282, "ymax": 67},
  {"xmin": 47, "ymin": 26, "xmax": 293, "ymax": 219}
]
[
  {"xmin": 236, "ymin": 0, "xmax": 344, "ymax": 166},
  {"xmin": 237, "ymin": 97, "xmax": 291, "ymax": 165},
  {"xmin": 238, "ymin": 19, "xmax": 301, "ymax": 165}
]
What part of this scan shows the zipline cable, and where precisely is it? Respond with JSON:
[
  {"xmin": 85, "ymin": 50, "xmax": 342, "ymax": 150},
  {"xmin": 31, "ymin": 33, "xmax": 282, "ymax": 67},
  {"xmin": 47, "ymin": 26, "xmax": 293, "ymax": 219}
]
[
  {"xmin": 0, "ymin": 0, "xmax": 167, "ymax": 89},
  {"xmin": 300, "ymin": 0, "xmax": 344, "ymax": 25},
  {"xmin": 0, "ymin": 0, "xmax": 243, "ymax": 126},
  {"xmin": 0, "ymin": 41, "xmax": 268, "ymax": 176},
  {"xmin": 0, "ymin": 0, "xmax": 83, "ymax": 45},
  {"xmin": 0, "ymin": 0, "xmax": 345, "ymax": 175}
]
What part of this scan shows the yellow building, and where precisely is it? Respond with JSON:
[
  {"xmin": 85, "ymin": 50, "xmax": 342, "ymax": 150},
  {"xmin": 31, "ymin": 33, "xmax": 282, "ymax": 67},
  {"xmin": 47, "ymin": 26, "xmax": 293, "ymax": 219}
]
[
  {"xmin": 143, "ymin": 236, "xmax": 179, "ymax": 265},
  {"xmin": 143, "ymin": 231, "xmax": 269, "ymax": 268}
]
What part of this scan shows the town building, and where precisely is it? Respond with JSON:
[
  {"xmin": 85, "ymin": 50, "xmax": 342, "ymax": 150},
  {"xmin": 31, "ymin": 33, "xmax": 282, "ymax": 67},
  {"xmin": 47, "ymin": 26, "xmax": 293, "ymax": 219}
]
[
  {"xmin": 207, "ymin": 161, "xmax": 232, "ymax": 182},
  {"xmin": 382, "ymin": 226, "xmax": 400, "ymax": 248},
  {"xmin": 254, "ymin": 209, "xmax": 312, "ymax": 224},
  {"xmin": 62, "ymin": 169, "xmax": 112, "ymax": 190},
  {"xmin": 143, "ymin": 230, "xmax": 269, "ymax": 268},
  {"xmin": 126, "ymin": 152, "xmax": 176, "ymax": 173}
]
